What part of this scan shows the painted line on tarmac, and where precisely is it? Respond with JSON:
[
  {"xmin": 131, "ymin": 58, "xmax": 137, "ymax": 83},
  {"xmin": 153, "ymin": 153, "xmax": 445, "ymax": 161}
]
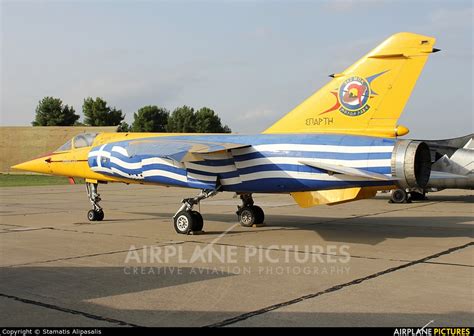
[
  {"xmin": 6, "ymin": 241, "xmax": 186, "ymax": 267},
  {"xmin": 422, "ymin": 261, "xmax": 474, "ymax": 268},
  {"xmin": 0, "ymin": 292, "xmax": 141, "ymax": 327},
  {"xmin": 206, "ymin": 241, "xmax": 474, "ymax": 327},
  {"xmin": 298, "ymin": 200, "xmax": 444, "ymax": 229},
  {"xmin": 0, "ymin": 227, "xmax": 53, "ymax": 234}
]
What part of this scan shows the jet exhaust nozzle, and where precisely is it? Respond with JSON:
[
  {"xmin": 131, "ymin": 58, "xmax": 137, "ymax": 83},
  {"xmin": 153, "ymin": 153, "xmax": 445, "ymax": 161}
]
[{"xmin": 391, "ymin": 140, "xmax": 431, "ymax": 189}]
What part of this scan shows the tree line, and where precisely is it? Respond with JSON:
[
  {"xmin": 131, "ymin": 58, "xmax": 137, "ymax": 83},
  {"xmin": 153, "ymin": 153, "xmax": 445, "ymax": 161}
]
[{"xmin": 32, "ymin": 96, "xmax": 231, "ymax": 133}]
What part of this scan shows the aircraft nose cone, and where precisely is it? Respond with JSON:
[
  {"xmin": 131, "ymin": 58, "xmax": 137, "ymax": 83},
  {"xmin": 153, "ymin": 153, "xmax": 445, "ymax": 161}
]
[{"xmin": 11, "ymin": 157, "xmax": 52, "ymax": 174}]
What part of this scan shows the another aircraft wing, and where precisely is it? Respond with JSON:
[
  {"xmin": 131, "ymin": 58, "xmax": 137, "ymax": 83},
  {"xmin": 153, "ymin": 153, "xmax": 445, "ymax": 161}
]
[
  {"xmin": 464, "ymin": 138, "xmax": 473, "ymax": 149},
  {"xmin": 300, "ymin": 160, "xmax": 396, "ymax": 181},
  {"xmin": 429, "ymin": 171, "xmax": 468, "ymax": 179}
]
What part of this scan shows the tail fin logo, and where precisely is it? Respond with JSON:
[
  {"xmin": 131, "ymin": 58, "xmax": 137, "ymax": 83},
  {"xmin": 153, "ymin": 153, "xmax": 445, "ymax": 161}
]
[
  {"xmin": 321, "ymin": 70, "xmax": 389, "ymax": 117},
  {"xmin": 339, "ymin": 76, "xmax": 370, "ymax": 115}
]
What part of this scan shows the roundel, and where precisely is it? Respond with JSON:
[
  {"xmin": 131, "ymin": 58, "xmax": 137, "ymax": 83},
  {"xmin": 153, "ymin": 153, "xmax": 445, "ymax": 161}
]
[{"xmin": 338, "ymin": 76, "xmax": 370, "ymax": 116}]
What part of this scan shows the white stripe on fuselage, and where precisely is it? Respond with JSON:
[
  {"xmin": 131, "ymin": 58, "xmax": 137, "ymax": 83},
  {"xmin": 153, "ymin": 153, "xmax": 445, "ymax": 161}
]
[
  {"xmin": 111, "ymin": 146, "xmax": 129, "ymax": 157},
  {"xmin": 232, "ymin": 144, "xmax": 393, "ymax": 156},
  {"xmin": 142, "ymin": 169, "xmax": 188, "ymax": 182},
  {"xmin": 185, "ymin": 162, "xmax": 236, "ymax": 173},
  {"xmin": 187, "ymin": 172, "xmax": 217, "ymax": 182},
  {"xmin": 235, "ymin": 157, "xmax": 391, "ymax": 169}
]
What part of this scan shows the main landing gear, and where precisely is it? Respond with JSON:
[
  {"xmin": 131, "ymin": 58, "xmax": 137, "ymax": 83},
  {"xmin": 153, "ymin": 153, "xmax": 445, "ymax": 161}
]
[
  {"xmin": 172, "ymin": 190, "xmax": 266, "ymax": 234},
  {"xmin": 389, "ymin": 189, "xmax": 427, "ymax": 204},
  {"xmin": 389, "ymin": 189, "xmax": 410, "ymax": 204},
  {"xmin": 236, "ymin": 194, "xmax": 265, "ymax": 227},
  {"xmin": 173, "ymin": 189, "xmax": 219, "ymax": 234},
  {"xmin": 86, "ymin": 182, "xmax": 104, "ymax": 221}
]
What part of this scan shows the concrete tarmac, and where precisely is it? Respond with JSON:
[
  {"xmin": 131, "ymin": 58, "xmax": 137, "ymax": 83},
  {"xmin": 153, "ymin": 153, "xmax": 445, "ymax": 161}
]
[{"xmin": 0, "ymin": 184, "xmax": 472, "ymax": 327}]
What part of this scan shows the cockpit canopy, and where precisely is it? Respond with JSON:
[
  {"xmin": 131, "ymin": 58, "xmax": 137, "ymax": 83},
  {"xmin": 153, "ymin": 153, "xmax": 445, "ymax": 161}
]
[{"xmin": 55, "ymin": 133, "xmax": 98, "ymax": 152}]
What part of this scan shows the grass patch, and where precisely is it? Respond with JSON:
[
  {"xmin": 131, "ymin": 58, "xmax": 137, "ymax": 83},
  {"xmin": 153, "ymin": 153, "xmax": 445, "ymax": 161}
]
[{"xmin": 0, "ymin": 174, "xmax": 84, "ymax": 187}]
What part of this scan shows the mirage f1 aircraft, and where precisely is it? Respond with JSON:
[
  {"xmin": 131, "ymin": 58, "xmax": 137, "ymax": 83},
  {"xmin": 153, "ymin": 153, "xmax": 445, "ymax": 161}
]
[{"xmin": 13, "ymin": 32, "xmax": 439, "ymax": 234}]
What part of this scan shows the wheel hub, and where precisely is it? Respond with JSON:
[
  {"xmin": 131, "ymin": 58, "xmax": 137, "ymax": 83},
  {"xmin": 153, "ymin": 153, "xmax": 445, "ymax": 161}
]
[
  {"xmin": 241, "ymin": 210, "xmax": 252, "ymax": 225},
  {"xmin": 176, "ymin": 215, "xmax": 189, "ymax": 231}
]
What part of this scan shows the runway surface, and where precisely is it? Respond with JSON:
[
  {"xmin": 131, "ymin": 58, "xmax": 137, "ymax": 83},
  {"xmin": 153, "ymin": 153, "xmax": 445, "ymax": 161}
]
[{"xmin": 0, "ymin": 184, "xmax": 472, "ymax": 327}]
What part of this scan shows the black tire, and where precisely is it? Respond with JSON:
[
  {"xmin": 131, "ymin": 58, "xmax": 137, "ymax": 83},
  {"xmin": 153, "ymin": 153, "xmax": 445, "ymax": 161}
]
[
  {"xmin": 252, "ymin": 205, "xmax": 265, "ymax": 224},
  {"xmin": 239, "ymin": 206, "xmax": 256, "ymax": 227},
  {"xmin": 96, "ymin": 209, "xmax": 104, "ymax": 221},
  {"xmin": 174, "ymin": 211, "xmax": 194, "ymax": 234},
  {"xmin": 88, "ymin": 209, "xmax": 104, "ymax": 221},
  {"xmin": 410, "ymin": 191, "xmax": 426, "ymax": 201},
  {"xmin": 191, "ymin": 211, "xmax": 204, "ymax": 231},
  {"xmin": 391, "ymin": 189, "xmax": 408, "ymax": 203}
]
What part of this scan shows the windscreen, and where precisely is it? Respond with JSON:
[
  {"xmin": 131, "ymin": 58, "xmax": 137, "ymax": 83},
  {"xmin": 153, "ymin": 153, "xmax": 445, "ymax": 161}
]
[
  {"xmin": 54, "ymin": 133, "xmax": 98, "ymax": 152},
  {"xmin": 73, "ymin": 133, "xmax": 98, "ymax": 148},
  {"xmin": 55, "ymin": 139, "xmax": 72, "ymax": 152}
]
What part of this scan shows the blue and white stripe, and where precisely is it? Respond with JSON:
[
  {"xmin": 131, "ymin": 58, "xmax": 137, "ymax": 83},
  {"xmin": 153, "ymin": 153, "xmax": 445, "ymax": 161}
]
[{"xmin": 87, "ymin": 134, "xmax": 395, "ymax": 193}]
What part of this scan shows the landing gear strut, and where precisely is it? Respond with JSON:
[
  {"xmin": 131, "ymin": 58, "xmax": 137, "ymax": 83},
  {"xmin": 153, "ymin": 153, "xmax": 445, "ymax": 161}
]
[
  {"xmin": 236, "ymin": 194, "xmax": 265, "ymax": 227},
  {"xmin": 86, "ymin": 182, "xmax": 104, "ymax": 221},
  {"xmin": 173, "ymin": 189, "xmax": 219, "ymax": 234}
]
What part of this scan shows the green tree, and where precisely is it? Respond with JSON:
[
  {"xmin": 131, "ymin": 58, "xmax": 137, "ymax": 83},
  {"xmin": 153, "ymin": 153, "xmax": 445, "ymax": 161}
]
[
  {"xmin": 117, "ymin": 121, "xmax": 130, "ymax": 133},
  {"xmin": 83, "ymin": 97, "xmax": 124, "ymax": 126},
  {"xmin": 131, "ymin": 105, "xmax": 169, "ymax": 132},
  {"xmin": 195, "ymin": 107, "xmax": 231, "ymax": 133},
  {"xmin": 166, "ymin": 106, "xmax": 196, "ymax": 132},
  {"xmin": 32, "ymin": 97, "xmax": 79, "ymax": 126}
]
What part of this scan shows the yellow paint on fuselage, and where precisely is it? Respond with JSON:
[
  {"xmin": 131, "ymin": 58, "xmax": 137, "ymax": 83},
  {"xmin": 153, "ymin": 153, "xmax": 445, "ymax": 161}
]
[
  {"xmin": 12, "ymin": 132, "xmax": 221, "ymax": 185},
  {"xmin": 12, "ymin": 147, "xmax": 117, "ymax": 182},
  {"xmin": 291, "ymin": 185, "xmax": 395, "ymax": 207},
  {"xmin": 91, "ymin": 132, "xmax": 213, "ymax": 147}
]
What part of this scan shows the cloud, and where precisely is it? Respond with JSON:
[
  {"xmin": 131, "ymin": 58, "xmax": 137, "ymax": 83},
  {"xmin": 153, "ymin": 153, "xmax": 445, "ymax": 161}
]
[
  {"xmin": 429, "ymin": 7, "xmax": 474, "ymax": 29},
  {"xmin": 240, "ymin": 107, "xmax": 277, "ymax": 121},
  {"xmin": 325, "ymin": 38, "xmax": 379, "ymax": 72},
  {"xmin": 228, "ymin": 107, "xmax": 279, "ymax": 133},
  {"xmin": 252, "ymin": 26, "xmax": 273, "ymax": 39},
  {"xmin": 324, "ymin": 0, "xmax": 390, "ymax": 12},
  {"xmin": 58, "ymin": 63, "xmax": 208, "ymax": 123}
]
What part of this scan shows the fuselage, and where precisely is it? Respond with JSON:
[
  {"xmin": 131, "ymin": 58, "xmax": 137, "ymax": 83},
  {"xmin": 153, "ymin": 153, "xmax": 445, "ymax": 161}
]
[{"xmin": 85, "ymin": 133, "xmax": 396, "ymax": 193}]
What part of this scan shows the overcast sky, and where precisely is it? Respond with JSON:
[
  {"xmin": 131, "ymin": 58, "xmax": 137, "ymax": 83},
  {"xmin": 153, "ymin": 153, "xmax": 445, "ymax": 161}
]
[{"xmin": 1, "ymin": 0, "xmax": 473, "ymax": 139}]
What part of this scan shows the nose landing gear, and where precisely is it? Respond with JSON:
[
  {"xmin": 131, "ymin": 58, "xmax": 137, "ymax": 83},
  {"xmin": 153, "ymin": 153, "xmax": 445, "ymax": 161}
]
[{"xmin": 86, "ymin": 182, "xmax": 104, "ymax": 221}]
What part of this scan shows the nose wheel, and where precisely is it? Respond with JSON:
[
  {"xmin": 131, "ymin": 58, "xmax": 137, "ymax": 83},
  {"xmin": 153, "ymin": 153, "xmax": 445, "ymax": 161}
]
[
  {"xmin": 88, "ymin": 209, "xmax": 104, "ymax": 221},
  {"xmin": 86, "ymin": 182, "xmax": 104, "ymax": 221},
  {"xmin": 237, "ymin": 194, "xmax": 265, "ymax": 227}
]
